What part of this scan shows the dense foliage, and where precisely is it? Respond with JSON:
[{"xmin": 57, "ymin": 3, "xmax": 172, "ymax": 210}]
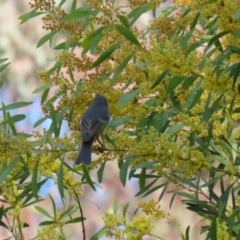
[{"xmin": 0, "ymin": 0, "xmax": 240, "ymax": 239}]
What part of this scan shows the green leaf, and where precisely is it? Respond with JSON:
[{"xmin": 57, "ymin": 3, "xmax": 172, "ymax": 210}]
[
  {"xmin": 122, "ymin": 202, "xmax": 130, "ymax": 218},
  {"xmin": 0, "ymin": 63, "xmax": 10, "ymax": 73},
  {"xmin": 119, "ymin": 160, "xmax": 129, "ymax": 186},
  {"xmin": 185, "ymin": 42, "xmax": 201, "ymax": 57},
  {"xmin": 97, "ymin": 161, "xmax": 106, "ymax": 183},
  {"xmin": 34, "ymin": 117, "xmax": 48, "ymax": 128},
  {"xmin": 117, "ymin": 15, "xmax": 129, "ymax": 28},
  {"xmin": 35, "ymin": 206, "xmax": 52, "ymax": 218},
  {"xmin": 82, "ymin": 164, "xmax": 96, "ymax": 191},
  {"xmin": 205, "ymin": 31, "xmax": 230, "ymax": 53},
  {"xmin": 184, "ymin": 225, "xmax": 190, "ymax": 240},
  {"xmin": 0, "ymin": 81, "xmax": 4, "ymax": 89},
  {"xmin": 39, "ymin": 220, "xmax": 56, "ymax": 226},
  {"xmin": 58, "ymin": 159, "xmax": 65, "ymax": 199},
  {"xmin": 63, "ymin": 7, "xmax": 98, "ymax": 21},
  {"xmin": 107, "ymin": 117, "xmax": 133, "ymax": 128},
  {"xmin": 150, "ymin": 69, "xmax": 169, "ymax": 89},
  {"xmin": 185, "ymin": 79, "xmax": 203, "ymax": 110},
  {"xmin": 165, "ymin": 124, "xmax": 185, "ymax": 136},
  {"xmin": 142, "ymin": 184, "xmax": 166, "ymax": 197},
  {"xmin": 11, "ymin": 114, "xmax": 26, "ymax": 122},
  {"xmin": 54, "ymin": 41, "xmax": 80, "ymax": 50},
  {"xmin": 32, "ymin": 158, "xmax": 40, "ymax": 200},
  {"xmin": 158, "ymin": 183, "xmax": 168, "ymax": 201},
  {"xmin": 1, "ymin": 102, "xmax": 7, "ymax": 131},
  {"xmin": 135, "ymin": 178, "xmax": 159, "ymax": 196},
  {"xmin": 89, "ymin": 33, "xmax": 104, "ymax": 54},
  {"xmin": 202, "ymin": 94, "xmax": 223, "ymax": 122},
  {"xmin": 115, "ymin": 25, "xmax": 141, "ymax": 47},
  {"xmin": 139, "ymin": 168, "xmax": 146, "ymax": 190},
  {"xmin": 58, "ymin": 0, "xmax": 66, "ymax": 6},
  {"xmin": 233, "ymin": 9, "xmax": 240, "ymax": 19},
  {"xmin": 0, "ymin": 58, "xmax": 9, "ymax": 64},
  {"xmin": 19, "ymin": 10, "xmax": 45, "ymax": 24},
  {"xmin": 71, "ymin": 0, "xmax": 77, "ymax": 11},
  {"xmin": 128, "ymin": 3, "xmax": 154, "ymax": 26},
  {"xmin": 0, "ymin": 156, "xmax": 18, "ymax": 183},
  {"xmin": 111, "ymin": 54, "xmax": 133, "ymax": 85},
  {"xmin": 116, "ymin": 89, "xmax": 140, "ymax": 107},
  {"xmin": 92, "ymin": 43, "xmax": 120, "ymax": 68},
  {"xmin": 113, "ymin": 200, "xmax": 119, "ymax": 215},
  {"xmin": 228, "ymin": 45, "xmax": 240, "ymax": 55},
  {"xmin": 7, "ymin": 112, "xmax": 17, "ymax": 135},
  {"xmin": 46, "ymin": 61, "xmax": 62, "ymax": 76},
  {"xmin": 204, "ymin": 17, "xmax": 218, "ymax": 30},
  {"xmin": 49, "ymin": 194, "xmax": 57, "ymax": 217},
  {"xmin": 65, "ymin": 216, "xmax": 85, "ymax": 224},
  {"xmin": 210, "ymin": 218, "xmax": 217, "ymax": 240},
  {"xmin": 0, "ymin": 102, "xmax": 32, "ymax": 111},
  {"xmin": 90, "ymin": 227, "xmax": 108, "ymax": 240},
  {"xmin": 169, "ymin": 92, "xmax": 182, "ymax": 112},
  {"xmin": 182, "ymin": 75, "xmax": 198, "ymax": 89},
  {"xmin": 167, "ymin": 76, "xmax": 185, "ymax": 93},
  {"xmin": 49, "ymin": 104, "xmax": 58, "ymax": 137},
  {"xmin": 82, "ymin": 26, "xmax": 106, "ymax": 49},
  {"xmin": 190, "ymin": 12, "xmax": 199, "ymax": 30},
  {"xmin": 44, "ymin": 89, "xmax": 64, "ymax": 107},
  {"xmin": 60, "ymin": 205, "xmax": 76, "ymax": 219},
  {"xmin": 37, "ymin": 31, "xmax": 57, "ymax": 48},
  {"xmin": 76, "ymin": 81, "xmax": 82, "ymax": 93},
  {"xmin": 32, "ymin": 84, "xmax": 52, "ymax": 94}
]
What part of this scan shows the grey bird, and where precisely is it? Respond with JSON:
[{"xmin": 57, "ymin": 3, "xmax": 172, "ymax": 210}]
[{"xmin": 75, "ymin": 95, "xmax": 110, "ymax": 165}]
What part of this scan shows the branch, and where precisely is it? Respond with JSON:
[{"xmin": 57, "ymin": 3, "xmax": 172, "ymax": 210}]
[{"xmin": 74, "ymin": 192, "xmax": 86, "ymax": 240}]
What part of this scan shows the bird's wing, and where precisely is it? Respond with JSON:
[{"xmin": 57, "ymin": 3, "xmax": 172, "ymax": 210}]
[{"xmin": 81, "ymin": 118, "xmax": 103, "ymax": 142}]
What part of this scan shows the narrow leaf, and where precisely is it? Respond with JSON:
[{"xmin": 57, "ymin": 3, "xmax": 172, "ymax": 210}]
[
  {"xmin": 32, "ymin": 84, "xmax": 52, "ymax": 94},
  {"xmin": 111, "ymin": 54, "xmax": 133, "ymax": 85},
  {"xmin": 37, "ymin": 31, "xmax": 57, "ymax": 48},
  {"xmin": 58, "ymin": 160, "xmax": 65, "ymax": 199},
  {"xmin": 0, "ymin": 156, "xmax": 18, "ymax": 183},
  {"xmin": 34, "ymin": 206, "xmax": 52, "ymax": 219},
  {"xmin": 90, "ymin": 227, "xmax": 108, "ymax": 240},
  {"xmin": 0, "ymin": 63, "xmax": 10, "ymax": 73},
  {"xmin": 116, "ymin": 89, "xmax": 140, "ymax": 107},
  {"xmin": 92, "ymin": 43, "xmax": 120, "ymax": 68},
  {"xmin": 113, "ymin": 200, "xmax": 119, "ymax": 215},
  {"xmin": 0, "ymin": 102, "xmax": 32, "ymax": 111},
  {"xmin": 82, "ymin": 164, "xmax": 96, "ymax": 191},
  {"xmin": 150, "ymin": 69, "xmax": 169, "ymax": 89},
  {"xmin": 63, "ymin": 8, "xmax": 98, "ymax": 21},
  {"xmin": 115, "ymin": 25, "xmax": 141, "ymax": 47},
  {"xmin": 32, "ymin": 158, "xmax": 40, "ymax": 200},
  {"xmin": 19, "ymin": 10, "xmax": 45, "ymax": 24},
  {"xmin": 33, "ymin": 117, "xmax": 48, "ymax": 128}
]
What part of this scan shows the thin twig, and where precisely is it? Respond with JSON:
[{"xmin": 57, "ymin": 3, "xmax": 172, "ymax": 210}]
[
  {"xmin": 17, "ymin": 215, "xmax": 25, "ymax": 240},
  {"xmin": 74, "ymin": 192, "xmax": 86, "ymax": 240}
]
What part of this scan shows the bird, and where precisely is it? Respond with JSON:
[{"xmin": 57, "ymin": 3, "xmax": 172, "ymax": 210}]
[{"xmin": 75, "ymin": 95, "xmax": 110, "ymax": 165}]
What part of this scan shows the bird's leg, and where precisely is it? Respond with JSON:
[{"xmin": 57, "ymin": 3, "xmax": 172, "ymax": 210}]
[{"xmin": 96, "ymin": 135, "xmax": 105, "ymax": 153}]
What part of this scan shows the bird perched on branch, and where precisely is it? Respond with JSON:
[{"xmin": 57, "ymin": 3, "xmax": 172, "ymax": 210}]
[{"xmin": 75, "ymin": 95, "xmax": 110, "ymax": 165}]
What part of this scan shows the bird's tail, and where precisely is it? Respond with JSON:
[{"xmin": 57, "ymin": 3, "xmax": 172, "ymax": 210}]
[{"xmin": 75, "ymin": 139, "xmax": 94, "ymax": 165}]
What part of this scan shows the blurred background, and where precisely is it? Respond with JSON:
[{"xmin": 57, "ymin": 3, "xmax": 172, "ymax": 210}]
[{"xmin": 0, "ymin": 0, "xmax": 206, "ymax": 239}]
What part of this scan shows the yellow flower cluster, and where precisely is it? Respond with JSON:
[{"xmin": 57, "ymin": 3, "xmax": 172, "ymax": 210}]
[
  {"xmin": 29, "ymin": 0, "xmax": 82, "ymax": 40},
  {"xmin": 128, "ymin": 0, "xmax": 165, "ymax": 9},
  {"xmin": 37, "ymin": 225, "xmax": 64, "ymax": 240},
  {"xmin": 62, "ymin": 172, "xmax": 83, "ymax": 195},
  {"xmin": 1, "ymin": 182, "xmax": 22, "ymax": 218},
  {"xmin": 103, "ymin": 200, "xmax": 166, "ymax": 239},
  {"xmin": 138, "ymin": 199, "xmax": 166, "ymax": 220},
  {"xmin": 0, "ymin": 130, "xmax": 32, "ymax": 166},
  {"xmin": 216, "ymin": 218, "xmax": 236, "ymax": 240}
]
